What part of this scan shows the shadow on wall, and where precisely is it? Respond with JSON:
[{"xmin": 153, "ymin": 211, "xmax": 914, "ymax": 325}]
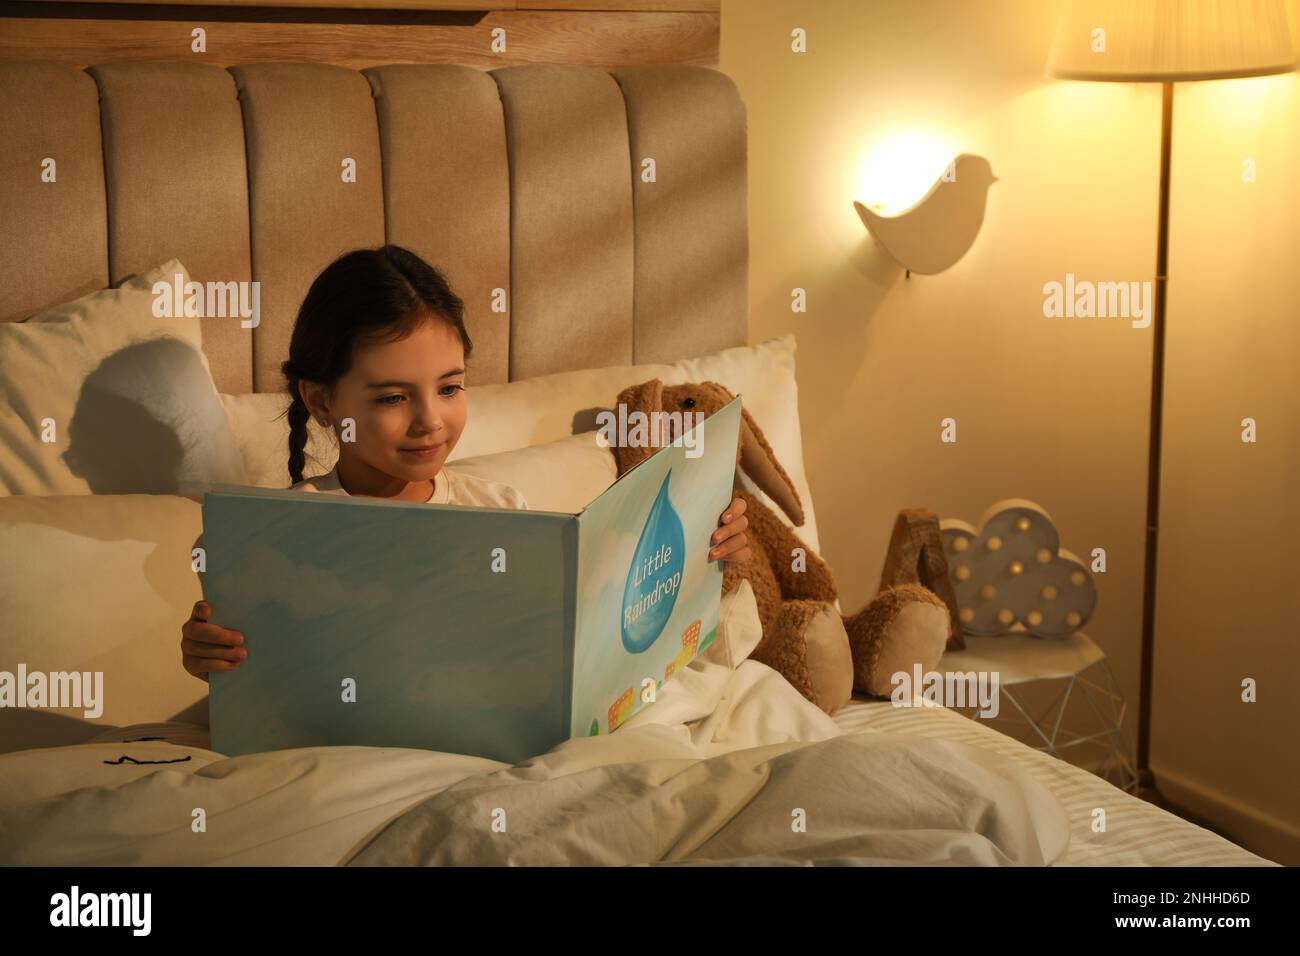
[
  {"xmin": 849, "ymin": 234, "xmax": 909, "ymax": 289},
  {"xmin": 62, "ymin": 338, "xmax": 243, "ymax": 498}
]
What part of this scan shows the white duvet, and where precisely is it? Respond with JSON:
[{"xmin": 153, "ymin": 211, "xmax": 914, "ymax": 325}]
[{"xmin": 0, "ymin": 584, "xmax": 1071, "ymax": 866}]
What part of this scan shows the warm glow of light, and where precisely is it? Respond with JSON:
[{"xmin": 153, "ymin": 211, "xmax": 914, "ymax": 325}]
[
  {"xmin": 1181, "ymin": 71, "xmax": 1298, "ymax": 132},
  {"xmin": 853, "ymin": 130, "xmax": 960, "ymax": 216}
]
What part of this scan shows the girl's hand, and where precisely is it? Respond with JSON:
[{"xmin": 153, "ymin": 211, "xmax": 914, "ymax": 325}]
[
  {"xmin": 181, "ymin": 601, "xmax": 248, "ymax": 683},
  {"xmin": 709, "ymin": 496, "xmax": 751, "ymax": 565}
]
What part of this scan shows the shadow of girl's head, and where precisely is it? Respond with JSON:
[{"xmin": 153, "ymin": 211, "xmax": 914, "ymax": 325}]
[{"xmin": 63, "ymin": 337, "xmax": 243, "ymax": 498}]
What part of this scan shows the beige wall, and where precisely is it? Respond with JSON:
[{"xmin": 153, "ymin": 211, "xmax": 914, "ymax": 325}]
[
  {"xmin": 722, "ymin": 0, "xmax": 1299, "ymax": 864},
  {"xmin": 1152, "ymin": 58, "xmax": 1300, "ymax": 862}
]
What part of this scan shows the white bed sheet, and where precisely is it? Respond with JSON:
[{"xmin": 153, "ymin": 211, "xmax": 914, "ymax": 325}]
[
  {"xmin": 0, "ymin": 650, "xmax": 1271, "ymax": 866},
  {"xmin": 830, "ymin": 699, "xmax": 1275, "ymax": 866}
]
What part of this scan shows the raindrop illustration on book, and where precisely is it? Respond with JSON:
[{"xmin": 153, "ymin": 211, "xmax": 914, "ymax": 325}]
[{"xmin": 620, "ymin": 471, "xmax": 686, "ymax": 654}]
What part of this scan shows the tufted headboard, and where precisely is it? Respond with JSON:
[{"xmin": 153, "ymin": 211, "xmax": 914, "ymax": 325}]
[{"xmin": 0, "ymin": 61, "xmax": 748, "ymax": 394}]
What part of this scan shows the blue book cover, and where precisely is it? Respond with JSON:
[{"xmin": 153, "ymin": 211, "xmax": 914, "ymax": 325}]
[{"xmin": 202, "ymin": 395, "xmax": 743, "ymax": 763}]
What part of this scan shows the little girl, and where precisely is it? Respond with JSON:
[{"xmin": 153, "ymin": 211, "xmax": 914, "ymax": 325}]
[{"xmin": 181, "ymin": 245, "xmax": 751, "ymax": 681}]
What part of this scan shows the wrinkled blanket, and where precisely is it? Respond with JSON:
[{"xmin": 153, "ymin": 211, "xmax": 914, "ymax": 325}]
[
  {"xmin": 347, "ymin": 726, "xmax": 1069, "ymax": 866},
  {"xmin": 0, "ymin": 583, "xmax": 1071, "ymax": 866}
]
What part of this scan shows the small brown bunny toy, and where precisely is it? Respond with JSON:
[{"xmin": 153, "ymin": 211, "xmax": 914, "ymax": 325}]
[{"xmin": 611, "ymin": 379, "xmax": 950, "ymax": 715}]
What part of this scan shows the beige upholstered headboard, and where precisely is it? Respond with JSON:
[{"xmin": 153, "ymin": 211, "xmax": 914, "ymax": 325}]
[{"xmin": 0, "ymin": 60, "xmax": 748, "ymax": 394}]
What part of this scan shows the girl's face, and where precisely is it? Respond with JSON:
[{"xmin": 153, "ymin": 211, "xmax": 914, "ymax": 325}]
[{"xmin": 302, "ymin": 315, "xmax": 467, "ymax": 496}]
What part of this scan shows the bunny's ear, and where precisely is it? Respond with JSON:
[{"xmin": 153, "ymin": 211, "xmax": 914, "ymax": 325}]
[
  {"xmin": 610, "ymin": 378, "xmax": 665, "ymax": 475},
  {"xmin": 738, "ymin": 407, "xmax": 805, "ymax": 527}
]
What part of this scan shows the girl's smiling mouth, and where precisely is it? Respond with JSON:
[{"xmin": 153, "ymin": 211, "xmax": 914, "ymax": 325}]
[{"xmin": 400, "ymin": 443, "xmax": 443, "ymax": 458}]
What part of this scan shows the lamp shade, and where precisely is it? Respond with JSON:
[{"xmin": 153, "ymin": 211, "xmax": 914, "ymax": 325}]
[{"xmin": 1047, "ymin": 0, "xmax": 1297, "ymax": 81}]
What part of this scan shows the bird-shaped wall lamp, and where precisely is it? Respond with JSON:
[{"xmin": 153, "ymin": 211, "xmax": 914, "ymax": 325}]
[{"xmin": 853, "ymin": 153, "xmax": 998, "ymax": 276}]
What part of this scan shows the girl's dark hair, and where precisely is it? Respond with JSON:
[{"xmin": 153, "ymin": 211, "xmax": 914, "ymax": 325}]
[{"xmin": 281, "ymin": 245, "xmax": 473, "ymax": 485}]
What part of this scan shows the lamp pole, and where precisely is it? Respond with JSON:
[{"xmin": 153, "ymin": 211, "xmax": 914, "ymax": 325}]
[{"xmin": 1136, "ymin": 80, "xmax": 1173, "ymax": 790}]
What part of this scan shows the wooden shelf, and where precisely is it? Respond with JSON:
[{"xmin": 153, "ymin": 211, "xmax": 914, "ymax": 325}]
[
  {"xmin": 21, "ymin": 0, "xmax": 720, "ymax": 10},
  {"xmin": 2, "ymin": 0, "xmax": 721, "ymax": 69}
]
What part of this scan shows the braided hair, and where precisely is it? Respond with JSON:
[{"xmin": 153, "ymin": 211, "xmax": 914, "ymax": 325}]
[{"xmin": 281, "ymin": 246, "xmax": 473, "ymax": 485}]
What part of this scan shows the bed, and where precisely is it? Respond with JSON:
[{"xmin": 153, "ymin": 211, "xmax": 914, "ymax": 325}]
[{"xmin": 0, "ymin": 59, "xmax": 1274, "ymax": 866}]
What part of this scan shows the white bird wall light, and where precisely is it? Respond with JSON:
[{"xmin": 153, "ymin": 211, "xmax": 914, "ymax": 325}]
[{"xmin": 854, "ymin": 153, "xmax": 998, "ymax": 276}]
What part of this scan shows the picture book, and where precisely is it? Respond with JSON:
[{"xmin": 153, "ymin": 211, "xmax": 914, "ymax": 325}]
[{"xmin": 201, "ymin": 394, "xmax": 743, "ymax": 763}]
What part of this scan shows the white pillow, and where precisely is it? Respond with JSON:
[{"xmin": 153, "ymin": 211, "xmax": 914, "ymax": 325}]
[
  {"xmin": 221, "ymin": 392, "xmax": 335, "ymax": 490},
  {"xmin": 0, "ymin": 259, "xmax": 246, "ymax": 498},
  {"xmin": 222, "ymin": 335, "xmax": 821, "ymax": 551},
  {"xmin": 0, "ymin": 494, "xmax": 207, "ymax": 754},
  {"xmin": 453, "ymin": 336, "xmax": 822, "ymax": 548},
  {"xmin": 448, "ymin": 431, "xmax": 617, "ymax": 515}
]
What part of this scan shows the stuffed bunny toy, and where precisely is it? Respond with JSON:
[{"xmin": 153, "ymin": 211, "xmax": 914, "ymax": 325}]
[{"xmin": 611, "ymin": 379, "xmax": 951, "ymax": 715}]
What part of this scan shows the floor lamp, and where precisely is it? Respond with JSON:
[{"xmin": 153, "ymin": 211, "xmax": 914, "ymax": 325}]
[{"xmin": 1045, "ymin": 0, "xmax": 1297, "ymax": 790}]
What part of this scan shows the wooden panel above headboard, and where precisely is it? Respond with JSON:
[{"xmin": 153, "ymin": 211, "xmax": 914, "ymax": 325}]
[
  {"xmin": 0, "ymin": 1, "xmax": 720, "ymax": 69},
  {"xmin": 27, "ymin": 1, "xmax": 718, "ymax": 8}
]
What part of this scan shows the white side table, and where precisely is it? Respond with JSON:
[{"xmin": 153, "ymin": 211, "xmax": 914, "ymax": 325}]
[{"xmin": 939, "ymin": 632, "xmax": 1138, "ymax": 793}]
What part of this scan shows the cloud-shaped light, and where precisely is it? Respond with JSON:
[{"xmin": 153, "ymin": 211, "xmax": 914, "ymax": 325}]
[{"xmin": 940, "ymin": 498, "xmax": 1096, "ymax": 638}]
